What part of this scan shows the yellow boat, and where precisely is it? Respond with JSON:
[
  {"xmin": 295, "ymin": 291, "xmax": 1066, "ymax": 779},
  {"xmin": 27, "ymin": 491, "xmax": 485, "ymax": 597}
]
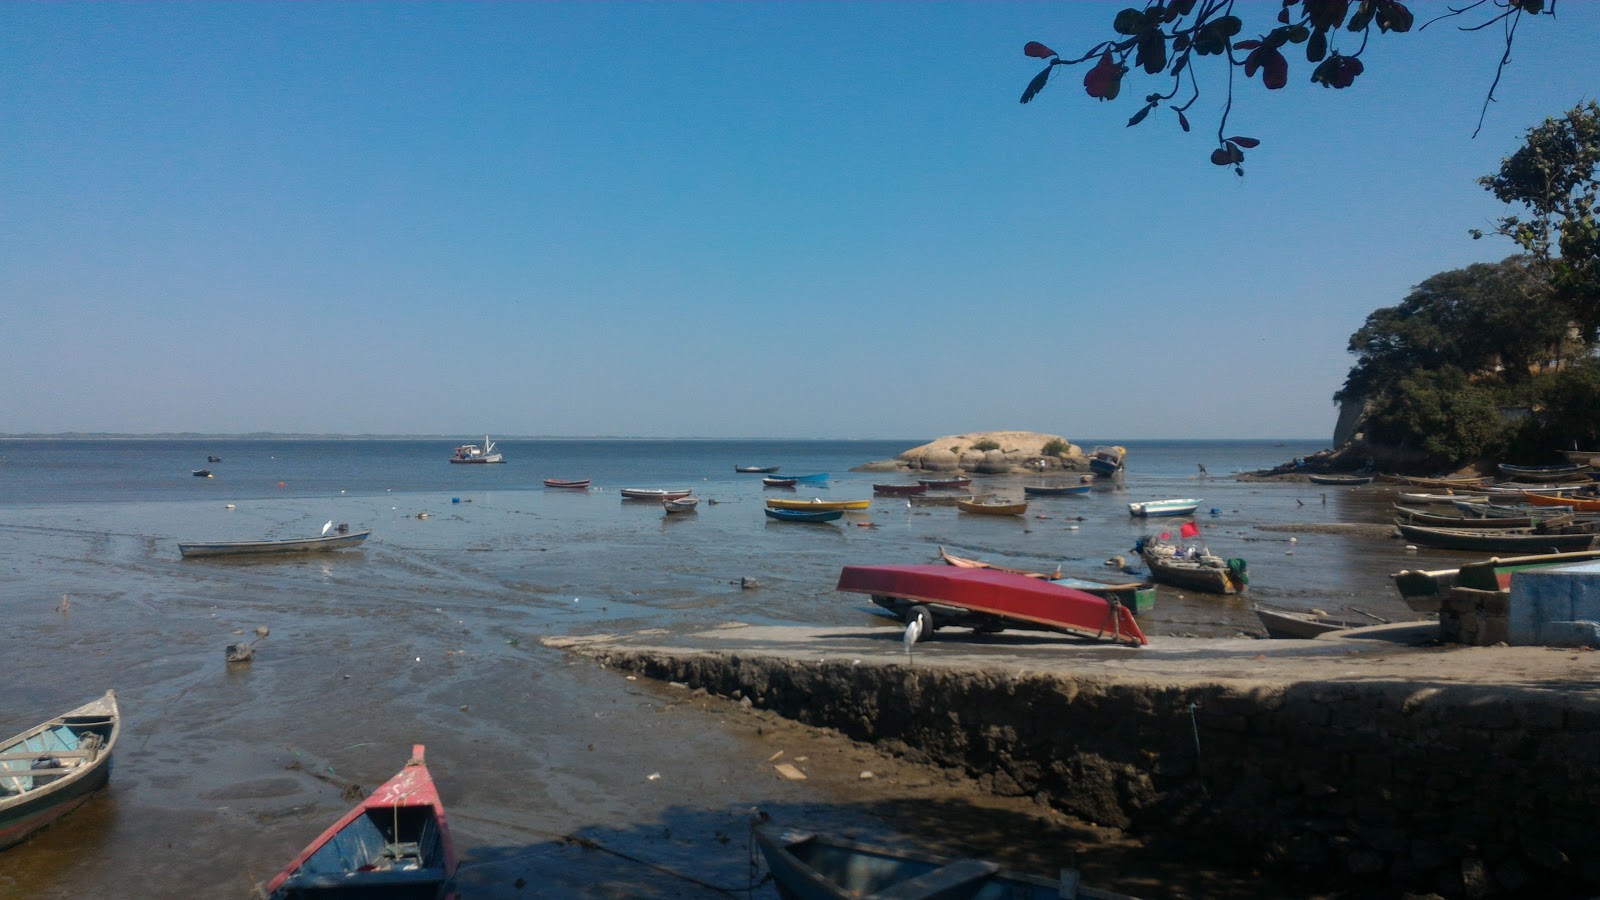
[
  {"xmin": 765, "ymin": 497, "xmax": 871, "ymax": 511},
  {"xmin": 1521, "ymin": 490, "xmax": 1600, "ymax": 512},
  {"xmin": 957, "ymin": 499, "xmax": 1028, "ymax": 516}
]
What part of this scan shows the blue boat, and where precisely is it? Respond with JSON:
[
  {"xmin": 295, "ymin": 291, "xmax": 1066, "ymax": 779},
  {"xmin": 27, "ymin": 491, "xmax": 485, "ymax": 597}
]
[
  {"xmin": 788, "ymin": 473, "xmax": 829, "ymax": 484},
  {"xmin": 764, "ymin": 507, "xmax": 843, "ymax": 524},
  {"xmin": 1022, "ymin": 484, "xmax": 1091, "ymax": 496}
]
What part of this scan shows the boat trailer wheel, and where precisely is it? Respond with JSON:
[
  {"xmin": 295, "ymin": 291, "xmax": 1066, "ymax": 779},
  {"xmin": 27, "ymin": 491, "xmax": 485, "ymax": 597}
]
[{"xmin": 907, "ymin": 605, "xmax": 934, "ymax": 642}]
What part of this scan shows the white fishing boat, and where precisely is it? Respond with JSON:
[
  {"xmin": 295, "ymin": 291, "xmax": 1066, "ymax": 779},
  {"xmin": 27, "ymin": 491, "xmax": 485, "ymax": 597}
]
[
  {"xmin": 1128, "ymin": 498, "xmax": 1202, "ymax": 518},
  {"xmin": 449, "ymin": 436, "xmax": 504, "ymax": 464}
]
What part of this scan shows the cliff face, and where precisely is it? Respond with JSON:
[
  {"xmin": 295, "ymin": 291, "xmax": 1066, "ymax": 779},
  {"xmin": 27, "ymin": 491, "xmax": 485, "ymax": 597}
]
[
  {"xmin": 891, "ymin": 431, "xmax": 1086, "ymax": 474},
  {"xmin": 1332, "ymin": 397, "xmax": 1365, "ymax": 449}
]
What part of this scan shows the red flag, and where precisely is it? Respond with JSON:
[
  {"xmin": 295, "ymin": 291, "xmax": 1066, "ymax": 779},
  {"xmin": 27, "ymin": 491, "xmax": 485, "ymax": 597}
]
[
  {"xmin": 1158, "ymin": 531, "xmax": 1171, "ymax": 542},
  {"xmin": 1180, "ymin": 521, "xmax": 1200, "ymax": 539}
]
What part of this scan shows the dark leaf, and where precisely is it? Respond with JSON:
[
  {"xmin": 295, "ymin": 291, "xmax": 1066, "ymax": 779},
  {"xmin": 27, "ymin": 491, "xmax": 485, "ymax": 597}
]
[
  {"xmin": 1262, "ymin": 48, "xmax": 1289, "ymax": 89},
  {"xmin": 1306, "ymin": 29, "xmax": 1327, "ymax": 62},
  {"xmin": 1176, "ymin": 109, "xmax": 1191, "ymax": 132},
  {"xmin": 1127, "ymin": 103, "xmax": 1152, "ymax": 127},
  {"xmin": 1138, "ymin": 31, "xmax": 1167, "ymax": 74},
  {"xmin": 1225, "ymin": 136, "xmax": 1262, "ymax": 148},
  {"xmin": 1171, "ymin": 54, "xmax": 1188, "ymax": 78},
  {"xmin": 1024, "ymin": 40, "xmax": 1058, "ymax": 59},
  {"xmin": 1211, "ymin": 148, "xmax": 1233, "ymax": 166},
  {"xmin": 1113, "ymin": 8, "xmax": 1145, "ymax": 35},
  {"xmin": 1020, "ymin": 65, "xmax": 1052, "ymax": 104},
  {"xmin": 1234, "ymin": 39, "xmax": 1262, "ymax": 51},
  {"xmin": 1278, "ymin": 6, "xmax": 1290, "ymax": 24}
]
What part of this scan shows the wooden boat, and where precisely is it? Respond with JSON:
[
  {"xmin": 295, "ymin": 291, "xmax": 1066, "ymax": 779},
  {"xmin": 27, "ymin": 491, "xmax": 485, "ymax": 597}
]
[
  {"xmin": 1127, "ymin": 498, "xmax": 1201, "ymax": 518},
  {"xmin": 0, "ymin": 691, "xmax": 119, "ymax": 852},
  {"xmin": 1255, "ymin": 606, "xmax": 1381, "ymax": 639},
  {"xmin": 872, "ymin": 483, "xmax": 927, "ymax": 496},
  {"xmin": 767, "ymin": 497, "xmax": 871, "ymax": 511},
  {"xmin": 178, "ymin": 530, "xmax": 371, "ymax": 559},
  {"xmin": 1307, "ymin": 474, "xmax": 1373, "ymax": 486},
  {"xmin": 1393, "ymin": 505, "xmax": 1554, "ymax": 529},
  {"xmin": 1394, "ymin": 523, "xmax": 1600, "ymax": 553},
  {"xmin": 939, "ymin": 546, "xmax": 1060, "ymax": 579},
  {"xmin": 753, "ymin": 824, "xmax": 1134, "ymax": 900},
  {"xmin": 836, "ymin": 564, "xmax": 1147, "ymax": 647},
  {"xmin": 1397, "ymin": 491, "xmax": 1486, "ymax": 505},
  {"xmin": 542, "ymin": 478, "xmax": 591, "ymax": 489},
  {"xmin": 917, "ymin": 476, "xmax": 972, "ymax": 490},
  {"xmin": 1088, "ymin": 445, "xmax": 1126, "ymax": 477},
  {"xmin": 907, "ymin": 493, "xmax": 976, "ymax": 507},
  {"xmin": 619, "ymin": 488, "xmax": 693, "ymax": 501},
  {"xmin": 1022, "ymin": 483, "xmax": 1092, "ymax": 496},
  {"xmin": 1520, "ymin": 490, "xmax": 1600, "ymax": 512},
  {"xmin": 449, "ymin": 436, "xmax": 503, "ymax": 464},
  {"xmin": 735, "ymin": 465, "xmax": 780, "ymax": 473},
  {"xmin": 192, "ymin": 469, "xmax": 214, "ymax": 478},
  {"xmin": 1377, "ymin": 474, "xmax": 1493, "ymax": 488},
  {"xmin": 1137, "ymin": 538, "xmax": 1247, "ymax": 594},
  {"xmin": 1390, "ymin": 548, "xmax": 1600, "ymax": 613},
  {"xmin": 1450, "ymin": 498, "xmax": 1562, "ymax": 517},
  {"xmin": 765, "ymin": 507, "xmax": 843, "ymax": 524},
  {"xmin": 763, "ymin": 476, "xmax": 798, "ymax": 487},
  {"xmin": 956, "ymin": 499, "xmax": 1027, "ymax": 516},
  {"xmin": 1497, "ymin": 462, "xmax": 1590, "ymax": 482},
  {"xmin": 1560, "ymin": 449, "xmax": 1600, "ymax": 467},
  {"xmin": 662, "ymin": 496, "xmax": 699, "ymax": 513},
  {"xmin": 262, "ymin": 745, "xmax": 456, "ymax": 900}
]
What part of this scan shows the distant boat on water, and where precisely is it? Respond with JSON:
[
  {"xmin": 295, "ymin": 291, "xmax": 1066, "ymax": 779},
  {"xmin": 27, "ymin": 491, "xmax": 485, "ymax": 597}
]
[
  {"xmin": 735, "ymin": 465, "xmax": 780, "ymax": 473},
  {"xmin": 543, "ymin": 478, "xmax": 591, "ymax": 489},
  {"xmin": 192, "ymin": 469, "xmax": 213, "ymax": 478},
  {"xmin": 449, "ymin": 436, "xmax": 504, "ymax": 464}
]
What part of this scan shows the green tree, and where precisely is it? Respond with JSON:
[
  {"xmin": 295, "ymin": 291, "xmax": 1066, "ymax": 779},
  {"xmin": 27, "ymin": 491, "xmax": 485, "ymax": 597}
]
[{"xmin": 1361, "ymin": 367, "xmax": 1504, "ymax": 465}]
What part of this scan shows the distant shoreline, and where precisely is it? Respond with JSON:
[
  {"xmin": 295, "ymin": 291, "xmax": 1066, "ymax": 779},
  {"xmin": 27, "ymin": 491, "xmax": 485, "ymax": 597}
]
[{"xmin": 0, "ymin": 433, "xmax": 1322, "ymax": 442}]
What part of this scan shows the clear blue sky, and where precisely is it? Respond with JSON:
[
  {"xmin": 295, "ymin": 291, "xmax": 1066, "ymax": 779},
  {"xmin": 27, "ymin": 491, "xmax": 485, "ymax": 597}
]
[{"xmin": 4, "ymin": 3, "xmax": 1595, "ymax": 440}]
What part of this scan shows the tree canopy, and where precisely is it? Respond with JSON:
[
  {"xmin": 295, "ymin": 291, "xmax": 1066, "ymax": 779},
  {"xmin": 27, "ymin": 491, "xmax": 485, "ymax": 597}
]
[{"xmin": 1020, "ymin": 0, "xmax": 1555, "ymax": 173}]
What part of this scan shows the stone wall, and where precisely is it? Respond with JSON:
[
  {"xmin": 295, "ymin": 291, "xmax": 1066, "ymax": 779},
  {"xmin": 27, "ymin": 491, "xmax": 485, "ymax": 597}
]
[
  {"xmin": 591, "ymin": 649, "xmax": 1600, "ymax": 897},
  {"xmin": 1439, "ymin": 587, "xmax": 1510, "ymax": 646}
]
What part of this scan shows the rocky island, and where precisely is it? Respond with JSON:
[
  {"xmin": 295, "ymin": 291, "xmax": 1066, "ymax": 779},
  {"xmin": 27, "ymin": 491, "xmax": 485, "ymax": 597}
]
[{"xmin": 852, "ymin": 430, "xmax": 1091, "ymax": 475}]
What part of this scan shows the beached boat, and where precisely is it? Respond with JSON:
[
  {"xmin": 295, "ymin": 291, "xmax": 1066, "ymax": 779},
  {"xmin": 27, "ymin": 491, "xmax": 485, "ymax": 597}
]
[
  {"xmin": 956, "ymin": 499, "xmax": 1027, "ymax": 516},
  {"xmin": 1254, "ymin": 605, "xmax": 1382, "ymax": 639},
  {"xmin": 1307, "ymin": 474, "xmax": 1373, "ymax": 486},
  {"xmin": 1137, "ymin": 537, "xmax": 1247, "ymax": 594},
  {"xmin": 1377, "ymin": 474, "xmax": 1493, "ymax": 488},
  {"xmin": 837, "ymin": 564, "xmax": 1146, "ymax": 646},
  {"xmin": 662, "ymin": 496, "xmax": 700, "ymax": 514},
  {"xmin": 938, "ymin": 547, "xmax": 1156, "ymax": 615},
  {"xmin": 449, "ymin": 436, "xmax": 503, "ymax": 464},
  {"xmin": 619, "ymin": 488, "xmax": 693, "ymax": 501},
  {"xmin": 872, "ymin": 483, "xmax": 927, "ymax": 496},
  {"xmin": 1394, "ymin": 523, "xmax": 1600, "ymax": 553},
  {"xmin": 1088, "ymin": 445, "xmax": 1126, "ymax": 477},
  {"xmin": 1389, "ymin": 548, "xmax": 1600, "ymax": 613},
  {"xmin": 1397, "ymin": 491, "xmax": 1487, "ymax": 505},
  {"xmin": 1520, "ymin": 490, "xmax": 1600, "ymax": 512},
  {"xmin": 1022, "ymin": 483, "xmax": 1092, "ymax": 496},
  {"xmin": 917, "ymin": 477, "xmax": 972, "ymax": 490},
  {"xmin": 765, "ymin": 507, "xmax": 843, "ymax": 524},
  {"xmin": 753, "ymin": 824, "xmax": 1134, "ymax": 900},
  {"xmin": 262, "ymin": 744, "xmax": 456, "ymax": 900},
  {"xmin": 1393, "ymin": 505, "xmax": 1561, "ymax": 529},
  {"xmin": 542, "ymin": 478, "xmax": 591, "ymax": 489},
  {"xmin": 1128, "ymin": 498, "xmax": 1201, "ymax": 518},
  {"xmin": 178, "ymin": 529, "xmax": 371, "ymax": 559},
  {"xmin": 763, "ymin": 476, "xmax": 798, "ymax": 487},
  {"xmin": 907, "ymin": 493, "xmax": 976, "ymax": 507},
  {"xmin": 767, "ymin": 498, "xmax": 871, "ymax": 511},
  {"xmin": 735, "ymin": 465, "xmax": 780, "ymax": 473},
  {"xmin": 1497, "ymin": 462, "xmax": 1590, "ymax": 482},
  {"xmin": 192, "ymin": 469, "xmax": 213, "ymax": 478},
  {"xmin": 939, "ymin": 546, "xmax": 1060, "ymax": 579},
  {"xmin": 0, "ymin": 691, "xmax": 119, "ymax": 852},
  {"xmin": 1560, "ymin": 449, "xmax": 1600, "ymax": 467},
  {"xmin": 787, "ymin": 473, "xmax": 829, "ymax": 484}
]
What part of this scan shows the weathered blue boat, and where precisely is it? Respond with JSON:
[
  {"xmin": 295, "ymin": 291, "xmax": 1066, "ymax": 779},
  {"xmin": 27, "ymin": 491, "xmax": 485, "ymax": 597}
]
[
  {"xmin": 788, "ymin": 473, "xmax": 829, "ymax": 484},
  {"xmin": 1088, "ymin": 445, "xmax": 1126, "ymax": 477},
  {"xmin": 1023, "ymin": 484, "xmax": 1091, "ymax": 496},
  {"xmin": 178, "ymin": 529, "xmax": 371, "ymax": 559},
  {"xmin": 753, "ymin": 825, "xmax": 1135, "ymax": 899},
  {"xmin": 0, "ymin": 691, "xmax": 120, "ymax": 852},
  {"xmin": 764, "ymin": 507, "xmax": 843, "ymax": 524}
]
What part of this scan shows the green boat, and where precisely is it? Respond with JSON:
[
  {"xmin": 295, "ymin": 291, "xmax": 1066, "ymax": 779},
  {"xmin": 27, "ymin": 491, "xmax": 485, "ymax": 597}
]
[{"xmin": 1390, "ymin": 548, "xmax": 1600, "ymax": 613}]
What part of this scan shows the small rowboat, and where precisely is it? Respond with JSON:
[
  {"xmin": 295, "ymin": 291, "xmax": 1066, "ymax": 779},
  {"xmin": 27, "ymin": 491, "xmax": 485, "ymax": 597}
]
[
  {"xmin": 662, "ymin": 496, "xmax": 699, "ymax": 514},
  {"xmin": 619, "ymin": 488, "xmax": 693, "ymax": 501},
  {"xmin": 787, "ymin": 473, "xmax": 829, "ymax": 484},
  {"xmin": 1521, "ymin": 490, "xmax": 1600, "ymax": 512},
  {"xmin": 1128, "ymin": 498, "xmax": 1202, "ymax": 518},
  {"xmin": 1137, "ymin": 536, "xmax": 1248, "ymax": 594},
  {"xmin": 1255, "ymin": 605, "xmax": 1383, "ymax": 639},
  {"xmin": 1498, "ymin": 462, "xmax": 1591, "ymax": 482},
  {"xmin": 917, "ymin": 477, "xmax": 972, "ymax": 490},
  {"xmin": 1022, "ymin": 483, "xmax": 1091, "ymax": 496},
  {"xmin": 763, "ymin": 476, "xmax": 798, "ymax": 488},
  {"xmin": 1398, "ymin": 491, "xmax": 1487, "ymax": 505},
  {"xmin": 192, "ymin": 469, "xmax": 214, "ymax": 478},
  {"xmin": 1395, "ymin": 523, "xmax": 1600, "ymax": 553},
  {"xmin": 872, "ymin": 483, "xmax": 927, "ymax": 496},
  {"xmin": 0, "ymin": 691, "xmax": 119, "ymax": 852},
  {"xmin": 1307, "ymin": 474, "xmax": 1373, "ymax": 486},
  {"xmin": 262, "ymin": 745, "xmax": 456, "ymax": 900},
  {"xmin": 542, "ymin": 478, "xmax": 591, "ymax": 489},
  {"xmin": 735, "ymin": 465, "xmax": 780, "ymax": 473},
  {"xmin": 765, "ymin": 507, "xmax": 843, "ymax": 523},
  {"xmin": 1393, "ymin": 505, "xmax": 1557, "ymax": 529},
  {"xmin": 178, "ymin": 530, "xmax": 371, "ymax": 559},
  {"xmin": 939, "ymin": 546, "xmax": 1059, "ymax": 579},
  {"xmin": 753, "ymin": 824, "xmax": 1135, "ymax": 900},
  {"xmin": 1391, "ymin": 548, "xmax": 1600, "ymax": 612},
  {"xmin": 1377, "ymin": 474, "xmax": 1493, "ymax": 488},
  {"xmin": 767, "ymin": 498, "xmax": 871, "ymax": 511},
  {"xmin": 956, "ymin": 499, "xmax": 1027, "ymax": 516}
]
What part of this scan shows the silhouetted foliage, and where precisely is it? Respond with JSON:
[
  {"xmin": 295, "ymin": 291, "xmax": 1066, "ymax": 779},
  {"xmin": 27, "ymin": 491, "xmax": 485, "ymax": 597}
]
[
  {"xmin": 1020, "ymin": 0, "xmax": 1555, "ymax": 173},
  {"xmin": 1361, "ymin": 367, "xmax": 1505, "ymax": 464}
]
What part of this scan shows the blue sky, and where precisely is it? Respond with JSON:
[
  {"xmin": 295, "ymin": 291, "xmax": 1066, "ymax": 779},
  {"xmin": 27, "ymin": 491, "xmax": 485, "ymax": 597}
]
[{"xmin": 4, "ymin": 3, "xmax": 1595, "ymax": 441}]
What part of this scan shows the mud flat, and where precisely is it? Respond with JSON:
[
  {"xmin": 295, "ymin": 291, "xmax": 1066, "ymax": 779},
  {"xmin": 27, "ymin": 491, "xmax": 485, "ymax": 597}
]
[{"xmin": 550, "ymin": 624, "xmax": 1600, "ymax": 898}]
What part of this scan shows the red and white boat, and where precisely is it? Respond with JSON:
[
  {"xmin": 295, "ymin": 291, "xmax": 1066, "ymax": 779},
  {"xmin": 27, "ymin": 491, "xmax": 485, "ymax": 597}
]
[
  {"xmin": 836, "ymin": 565, "xmax": 1146, "ymax": 647},
  {"xmin": 263, "ymin": 745, "xmax": 457, "ymax": 899}
]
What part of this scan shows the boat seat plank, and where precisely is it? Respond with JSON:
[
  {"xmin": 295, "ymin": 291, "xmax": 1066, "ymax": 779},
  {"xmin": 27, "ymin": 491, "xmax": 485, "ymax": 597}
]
[
  {"xmin": 0, "ymin": 750, "xmax": 94, "ymax": 762},
  {"xmin": 284, "ymin": 867, "xmax": 447, "ymax": 890},
  {"xmin": 874, "ymin": 857, "xmax": 1000, "ymax": 899}
]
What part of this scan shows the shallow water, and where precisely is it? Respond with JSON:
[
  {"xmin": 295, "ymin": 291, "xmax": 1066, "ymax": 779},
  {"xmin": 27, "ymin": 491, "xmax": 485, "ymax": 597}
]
[{"xmin": 0, "ymin": 439, "xmax": 1451, "ymax": 896}]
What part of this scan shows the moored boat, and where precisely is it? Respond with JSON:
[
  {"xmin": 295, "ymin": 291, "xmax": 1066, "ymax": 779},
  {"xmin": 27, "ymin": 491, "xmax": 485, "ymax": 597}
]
[
  {"xmin": 619, "ymin": 488, "xmax": 693, "ymax": 501},
  {"xmin": 192, "ymin": 469, "xmax": 213, "ymax": 478},
  {"xmin": 1128, "ymin": 498, "xmax": 1202, "ymax": 518},
  {"xmin": 1136, "ymin": 535, "xmax": 1247, "ymax": 594},
  {"xmin": 1560, "ymin": 449, "xmax": 1600, "ymax": 467},
  {"xmin": 1393, "ymin": 505, "xmax": 1561, "ymax": 529},
  {"xmin": 765, "ymin": 507, "xmax": 843, "ymax": 523},
  {"xmin": 917, "ymin": 476, "xmax": 972, "ymax": 490},
  {"xmin": 1254, "ymin": 605, "xmax": 1382, "ymax": 639},
  {"xmin": 178, "ymin": 529, "xmax": 371, "ymax": 559},
  {"xmin": 763, "ymin": 476, "xmax": 799, "ymax": 487},
  {"xmin": 542, "ymin": 478, "xmax": 591, "ymax": 489},
  {"xmin": 735, "ymin": 465, "xmax": 780, "ymax": 473},
  {"xmin": 1390, "ymin": 548, "xmax": 1600, "ymax": 613},
  {"xmin": 872, "ymin": 483, "xmax": 927, "ymax": 496},
  {"xmin": 662, "ymin": 496, "xmax": 700, "ymax": 514},
  {"xmin": 1088, "ymin": 445, "xmax": 1126, "ymax": 477},
  {"xmin": 1307, "ymin": 474, "xmax": 1374, "ymax": 486},
  {"xmin": 449, "ymin": 436, "xmax": 504, "ymax": 464},
  {"xmin": 262, "ymin": 744, "xmax": 456, "ymax": 900},
  {"xmin": 956, "ymin": 499, "xmax": 1027, "ymax": 516},
  {"xmin": 1394, "ymin": 523, "xmax": 1600, "ymax": 554},
  {"xmin": 1520, "ymin": 490, "xmax": 1600, "ymax": 512},
  {"xmin": 1022, "ymin": 483, "xmax": 1092, "ymax": 496},
  {"xmin": 753, "ymin": 824, "xmax": 1135, "ymax": 900},
  {"xmin": 767, "ymin": 498, "xmax": 871, "ymax": 511},
  {"xmin": 788, "ymin": 473, "xmax": 829, "ymax": 484},
  {"xmin": 0, "ymin": 691, "xmax": 119, "ymax": 852},
  {"xmin": 1497, "ymin": 462, "xmax": 1590, "ymax": 482},
  {"xmin": 1377, "ymin": 474, "xmax": 1493, "ymax": 488},
  {"xmin": 836, "ymin": 564, "xmax": 1146, "ymax": 646}
]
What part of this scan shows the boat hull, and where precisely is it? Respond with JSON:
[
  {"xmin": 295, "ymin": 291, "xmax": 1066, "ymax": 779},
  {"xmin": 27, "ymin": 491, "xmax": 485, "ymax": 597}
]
[
  {"xmin": 543, "ymin": 479, "xmax": 590, "ymax": 489},
  {"xmin": 1308, "ymin": 474, "xmax": 1373, "ymax": 485},
  {"xmin": 766, "ymin": 498, "xmax": 871, "ymax": 511},
  {"xmin": 956, "ymin": 500, "xmax": 1027, "ymax": 516},
  {"xmin": 0, "ymin": 692, "xmax": 119, "ymax": 853},
  {"xmin": 1141, "ymin": 552, "xmax": 1246, "ymax": 594},
  {"xmin": 765, "ymin": 507, "xmax": 842, "ymax": 523},
  {"xmin": 917, "ymin": 478, "xmax": 972, "ymax": 490},
  {"xmin": 1022, "ymin": 484, "xmax": 1091, "ymax": 496},
  {"xmin": 178, "ymin": 531, "xmax": 371, "ymax": 559},
  {"xmin": 872, "ymin": 483, "xmax": 927, "ymax": 496},
  {"xmin": 735, "ymin": 466, "xmax": 780, "ymax": 473},
  {"xmin": 1128, "ymin": 499, "xmax": 1202, "ymax": 517},
  {"xmin": 619, "ymin": 489, "xmax": 693, "ymax": 500},
  {"xmin": 1255, "ymin": 607, "xmax": 1368, "ymax": 639},
  {"xmin": 1395, "ymin": 523, "xmax": 1600, "ymax": 553},
  {"xmin": 836, "ymin": 564, "xmax": 1146, "ymax": 646}
]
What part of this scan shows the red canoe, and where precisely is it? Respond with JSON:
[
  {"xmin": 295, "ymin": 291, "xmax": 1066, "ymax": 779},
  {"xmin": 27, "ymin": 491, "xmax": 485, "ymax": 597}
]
[
  {"xmin": 836, "ymin": 565, "xmax": 1147, "ymax": 647},
  {"xmin": 263, "ymin": 744, "xmax": 457, "ymax": 899}
]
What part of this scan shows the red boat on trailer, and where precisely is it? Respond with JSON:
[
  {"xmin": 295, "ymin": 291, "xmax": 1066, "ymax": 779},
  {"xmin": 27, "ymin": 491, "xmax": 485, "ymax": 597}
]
[
  {"xmin": 263, "ymin": 744, "xmax": 457, "ymax": 899},
  {"xmin": 836, "ymin": 565, "xmax": 1147, "ymax": 647}
]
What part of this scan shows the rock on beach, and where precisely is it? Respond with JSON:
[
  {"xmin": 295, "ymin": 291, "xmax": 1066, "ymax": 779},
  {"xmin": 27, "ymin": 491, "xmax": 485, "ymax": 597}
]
[{"xmin": 853, "ymin": 430, "xmax": 1088, "ymax": 475}]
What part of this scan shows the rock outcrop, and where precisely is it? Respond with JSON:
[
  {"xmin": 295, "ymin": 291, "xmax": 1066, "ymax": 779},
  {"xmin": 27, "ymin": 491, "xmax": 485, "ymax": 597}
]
[{"xmin": 854, "ymin": 431, "xmax": 1088, "ymax": 475}]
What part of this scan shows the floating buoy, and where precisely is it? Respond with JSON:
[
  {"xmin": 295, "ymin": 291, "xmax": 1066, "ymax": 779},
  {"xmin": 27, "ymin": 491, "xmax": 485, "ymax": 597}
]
[
  {"xmin": 277, "ymin": 482, "xmax": 286, "ymax": 488},
  {"xmin": 452, "ymin": 497, "xmax": 461, "ymax": 504},
  {"xmin": 225, "ymin": 503, "xmax": 236, "ymax": 509}
]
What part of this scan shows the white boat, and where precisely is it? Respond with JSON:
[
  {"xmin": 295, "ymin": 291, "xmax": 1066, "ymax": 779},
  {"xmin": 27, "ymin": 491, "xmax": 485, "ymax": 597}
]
[
  {"xmin": 449, "ymin": 436, "xmax": 504, "ymax": 464},
  {"xmin": 178, "ymin": 530, "xmax": 372, "ymax": 559},
  {"xmin": 1128, "ymin": 498, "xmax": 1201, "ymax": 517},
  {"xmin": 619, "ymin": 488, "xmax": 693, "ymax": 501},
  {"xmin": 662, "ymin": 496, "xmax": 700, "ymax": 514}
]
